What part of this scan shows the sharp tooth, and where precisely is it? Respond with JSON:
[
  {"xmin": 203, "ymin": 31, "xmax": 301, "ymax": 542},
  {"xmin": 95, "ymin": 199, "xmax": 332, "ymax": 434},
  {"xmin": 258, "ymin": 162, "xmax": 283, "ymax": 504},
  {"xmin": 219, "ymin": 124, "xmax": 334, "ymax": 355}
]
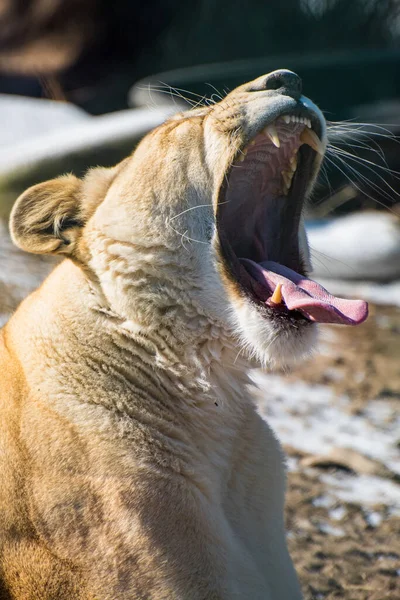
[
  {"xmin": 290, "ymin": 154, "xmax": 298, "ymax": 171},
  {"xmin": 239, "ymin": 150, "xmax": 247, "ymax": 161},
  {"xmin": 290, "ymin": 115, "xmax": 296, "ymax": 123},
  {"xmin": 264, "ymin": 123, "xmax": 280, "ymax": 148},
  {"xmin": 300, "ymin": 128, "xmax": 325, "ymax": 155},
  {"xmin": 270, "ymin": 283, "xmax": 283, "ymax": 305},
  {"xmin": 282, "ymin": 170, "xmax": 294, "ymax": 190},
  {"xmin": 283, "ymin": 115, "xmax": 290, "ymax": 124},
  {"xmin": 306, "ymin": 118, "xmax": 311, "ymax": 128}
]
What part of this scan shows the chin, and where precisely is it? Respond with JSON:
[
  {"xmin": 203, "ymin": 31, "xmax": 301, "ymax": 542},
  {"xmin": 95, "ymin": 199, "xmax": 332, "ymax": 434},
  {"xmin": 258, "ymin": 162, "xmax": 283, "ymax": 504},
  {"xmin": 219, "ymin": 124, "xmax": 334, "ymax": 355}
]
[{"xmin": 231, "ymin": 298, "xmax": 318, "ymax": 370}]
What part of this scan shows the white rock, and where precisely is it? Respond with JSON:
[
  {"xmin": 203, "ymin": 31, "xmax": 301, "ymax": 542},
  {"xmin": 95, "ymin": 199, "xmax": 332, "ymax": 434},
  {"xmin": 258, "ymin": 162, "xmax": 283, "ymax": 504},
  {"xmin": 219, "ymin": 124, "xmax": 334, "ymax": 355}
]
[
  {"xmin": 0, "ymin": 106, "xmax": 177, "ymax": 178},
  {"xmin": 0, "ymin": 95, "xmax": 89, "ymax": 148}
]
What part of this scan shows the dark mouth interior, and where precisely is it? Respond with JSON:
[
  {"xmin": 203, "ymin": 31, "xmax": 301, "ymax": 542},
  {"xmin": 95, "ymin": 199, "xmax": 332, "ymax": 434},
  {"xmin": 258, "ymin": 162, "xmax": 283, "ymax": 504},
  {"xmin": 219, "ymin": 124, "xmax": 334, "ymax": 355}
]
[
  {"xmin": 216, "ymin": 114, "xmax": 369, "ymax": 327},
  {"xmin": 217, "ymin": 115, "xmax": 318, "ymax": 319}
]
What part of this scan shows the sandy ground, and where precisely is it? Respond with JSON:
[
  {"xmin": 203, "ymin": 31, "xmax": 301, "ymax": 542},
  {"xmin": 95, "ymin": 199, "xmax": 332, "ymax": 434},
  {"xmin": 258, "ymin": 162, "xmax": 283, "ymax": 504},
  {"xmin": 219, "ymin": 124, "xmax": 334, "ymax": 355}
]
[{"xmin": 1, "ymin": 220, "xmax": 399, "ymax": 599}]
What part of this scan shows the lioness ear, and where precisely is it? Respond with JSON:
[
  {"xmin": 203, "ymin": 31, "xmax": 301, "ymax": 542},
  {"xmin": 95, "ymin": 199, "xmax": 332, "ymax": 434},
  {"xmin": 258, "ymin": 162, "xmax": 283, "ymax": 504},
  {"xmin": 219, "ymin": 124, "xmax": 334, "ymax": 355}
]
[{"xmin": 10, "ymin": 174, "xmax": 84, "ymax": 255}]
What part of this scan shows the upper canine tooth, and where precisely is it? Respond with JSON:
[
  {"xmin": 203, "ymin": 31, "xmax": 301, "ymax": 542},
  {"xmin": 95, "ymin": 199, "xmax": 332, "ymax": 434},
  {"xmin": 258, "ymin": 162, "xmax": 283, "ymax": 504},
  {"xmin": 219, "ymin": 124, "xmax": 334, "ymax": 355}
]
[
  {"xmin": 265, "ymin": 123, "xmax": 280, "ymax": 148},
  {"xmin": 306, "ymin": 118, "xmax": 311, "ymax": 128},
  {"xmin": 300, "ymin": 128, "xmax": 325, "ymax": 155},
  {"xmin": 283, "ymin": 115, "xmax": 290, "ymax": 124}
]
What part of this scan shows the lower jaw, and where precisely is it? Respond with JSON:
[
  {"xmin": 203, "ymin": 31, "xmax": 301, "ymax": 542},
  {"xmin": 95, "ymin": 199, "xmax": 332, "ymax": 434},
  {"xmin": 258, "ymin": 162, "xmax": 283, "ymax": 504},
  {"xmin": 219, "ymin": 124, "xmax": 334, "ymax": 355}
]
[{"xmin": 234, "ymin": 299, "xmax": 317, "ymax": 369}]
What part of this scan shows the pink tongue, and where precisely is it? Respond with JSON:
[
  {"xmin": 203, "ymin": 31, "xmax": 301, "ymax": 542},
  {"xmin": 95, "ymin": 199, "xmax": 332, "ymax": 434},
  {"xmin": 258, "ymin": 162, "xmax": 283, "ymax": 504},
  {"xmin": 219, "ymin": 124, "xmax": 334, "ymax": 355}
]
[{"xmin": 241, "ymin": 259, "xmax": 368, "ymax": 325}]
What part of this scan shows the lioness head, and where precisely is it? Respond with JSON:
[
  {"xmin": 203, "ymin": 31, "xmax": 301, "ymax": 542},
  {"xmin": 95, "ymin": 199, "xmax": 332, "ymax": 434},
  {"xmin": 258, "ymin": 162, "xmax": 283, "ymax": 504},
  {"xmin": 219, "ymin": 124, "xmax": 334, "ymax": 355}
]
[{"xmin": 10, "ymin": 70, "xmax": 368, "ymax": 369}]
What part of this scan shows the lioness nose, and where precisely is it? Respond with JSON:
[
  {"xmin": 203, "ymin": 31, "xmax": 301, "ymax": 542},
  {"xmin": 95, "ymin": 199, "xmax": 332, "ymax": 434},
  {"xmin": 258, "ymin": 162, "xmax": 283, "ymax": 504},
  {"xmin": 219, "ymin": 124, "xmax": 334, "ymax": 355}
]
[{"xmin": 262, "ymin": 69, "xmax": 302, "ymax": 99}]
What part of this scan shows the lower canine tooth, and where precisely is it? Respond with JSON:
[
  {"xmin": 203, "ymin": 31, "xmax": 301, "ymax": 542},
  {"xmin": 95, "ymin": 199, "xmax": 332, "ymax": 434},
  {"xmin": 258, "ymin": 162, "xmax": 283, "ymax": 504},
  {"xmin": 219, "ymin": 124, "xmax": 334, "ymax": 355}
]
[
  {"xmin": 264, "ymin": 123, "xmax": 280, "ymax": 148},
  {"xmin": 300, "ymin": 128, "xmax": 325, "ymax": 155},
  {"xmin": 270, "ymin": 283, "xmax": 283, "ymax": 305}
]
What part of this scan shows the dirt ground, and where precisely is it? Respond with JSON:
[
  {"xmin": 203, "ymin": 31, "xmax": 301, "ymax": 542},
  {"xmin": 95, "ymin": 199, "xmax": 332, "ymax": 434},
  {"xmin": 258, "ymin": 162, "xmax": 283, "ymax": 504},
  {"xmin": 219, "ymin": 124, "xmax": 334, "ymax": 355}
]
[
  {"xmin": 287, "ymin": 467, "xmax": 399, "ymax": 600},
  {"xmin": 282, "ymin": 306, "xmax": 400, "ymax": 599}
]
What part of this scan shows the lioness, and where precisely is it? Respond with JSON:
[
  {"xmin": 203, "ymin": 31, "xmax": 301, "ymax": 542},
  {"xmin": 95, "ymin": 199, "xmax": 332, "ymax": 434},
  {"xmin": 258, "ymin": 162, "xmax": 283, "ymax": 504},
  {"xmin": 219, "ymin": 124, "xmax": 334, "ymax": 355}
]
[{"xmin": 0, "ymin": 70, "xmax": 368, "ymax": 599}]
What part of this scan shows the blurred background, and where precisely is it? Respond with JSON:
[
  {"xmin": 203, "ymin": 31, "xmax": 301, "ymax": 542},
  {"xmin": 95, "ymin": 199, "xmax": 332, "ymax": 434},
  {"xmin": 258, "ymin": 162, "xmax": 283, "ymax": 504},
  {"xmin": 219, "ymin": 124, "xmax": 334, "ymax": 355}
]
[{"xmin": 0, "ymin": 2, "xmax": 399, "ymax": 598}]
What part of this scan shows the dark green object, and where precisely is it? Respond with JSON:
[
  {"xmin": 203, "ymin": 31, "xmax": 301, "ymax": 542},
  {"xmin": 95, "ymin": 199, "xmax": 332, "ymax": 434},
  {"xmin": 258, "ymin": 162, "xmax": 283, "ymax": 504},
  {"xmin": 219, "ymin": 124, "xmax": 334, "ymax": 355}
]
[{"xmin": 131, "ymin": 49, "xmax": 400, "ymax": 121}]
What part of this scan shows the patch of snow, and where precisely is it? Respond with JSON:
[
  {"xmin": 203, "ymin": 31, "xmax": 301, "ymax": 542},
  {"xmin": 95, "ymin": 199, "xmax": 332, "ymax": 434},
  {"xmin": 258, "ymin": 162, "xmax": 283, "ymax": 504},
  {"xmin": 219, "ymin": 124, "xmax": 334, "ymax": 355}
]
[
  {"xmin": 313, "ymin": 495, "xmax": 336, "ymax": 509},
  {"xmin": 0, "ymin": 107, "xmax": 176, "ymax": 177},
  {"xmin": 364, "ymin": 511, "xmax": 383, "ymax": 528},
  {"xmin": 317, "ymin": 522, "xmax": 345, "ymax": 537},
  {"xmin": 252, "ymin": 372, "xmax": 400, "ymax": 510},
  {"xmin": 253, "ymin": 374, "xmax": 400, "ymax": 474},
  {"xmin": 320, "ymin": 472, "xmax": 400, "ymax": 514},
  {"xmin": 0, "ymin": 95, "xmax": 88, "ymax": 148},
  {"xmin": 286, "ymin": 457, "xmax": 299, "ymax": 472},
  {"xmin": 329, "ymin": 506, "xmax": 347, "ymax": 521},
  {"xmin": 364, "ymin": 401, "xmax": 398, "ymax": 426}
]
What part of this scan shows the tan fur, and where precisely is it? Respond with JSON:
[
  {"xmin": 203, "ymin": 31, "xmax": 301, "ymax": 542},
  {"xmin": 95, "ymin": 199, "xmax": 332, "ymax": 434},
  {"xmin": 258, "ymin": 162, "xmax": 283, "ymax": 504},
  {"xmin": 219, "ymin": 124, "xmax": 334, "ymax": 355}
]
[{"xmin": 0, "ymin": 73, "xmax": 326, "ymax": 599}]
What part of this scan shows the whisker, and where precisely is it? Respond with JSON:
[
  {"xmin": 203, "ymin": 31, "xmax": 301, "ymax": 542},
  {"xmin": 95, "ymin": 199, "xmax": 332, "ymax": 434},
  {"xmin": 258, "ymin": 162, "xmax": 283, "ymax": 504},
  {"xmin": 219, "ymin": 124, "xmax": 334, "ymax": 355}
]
[
  {"xmin": 323, "ymin": 153, "xmax": 398, "ymax": 214},
  {"xmin": 328, "ymin": 144, "xmax": 400, "ymax": 179},
  {"xmin": 329, "ymin": 135, "xmax": 388, "ymax": 163},
  {"xmin": 309, "ymin": 247, "xmax": 359, "ymax": 277},
  {"xmin": 329, "ymin": 151, "xmax": 400, "ymax": 205},
  {"xmin": 169, "ymin": 201, "xmax": 229, "ymax": 222},
  {"xmin": 312, "ymin": 184, "xmax": 358, "ymax": 216},
  {"xmin": 143, "ymin": 83, "xmax": 211, "ymax": 109},
  {"xmin": 204, "ymin": 83, "xmax": 225, "ymax": 102},
  {"xmin": 167, "ymin": 222, "xmax": 208, "ymax": 248},
  {"xmin": 327, "ymin": 119, "xmax": 399, "ymax": 136}
]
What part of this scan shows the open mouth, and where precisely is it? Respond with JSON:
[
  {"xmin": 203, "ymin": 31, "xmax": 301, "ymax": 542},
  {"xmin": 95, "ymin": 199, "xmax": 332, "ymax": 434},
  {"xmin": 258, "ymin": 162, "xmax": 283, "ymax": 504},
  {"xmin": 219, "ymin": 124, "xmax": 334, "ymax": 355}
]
[{"xmin": 217, "ymin": 111, "xmax": 368, "ymax": 326}]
